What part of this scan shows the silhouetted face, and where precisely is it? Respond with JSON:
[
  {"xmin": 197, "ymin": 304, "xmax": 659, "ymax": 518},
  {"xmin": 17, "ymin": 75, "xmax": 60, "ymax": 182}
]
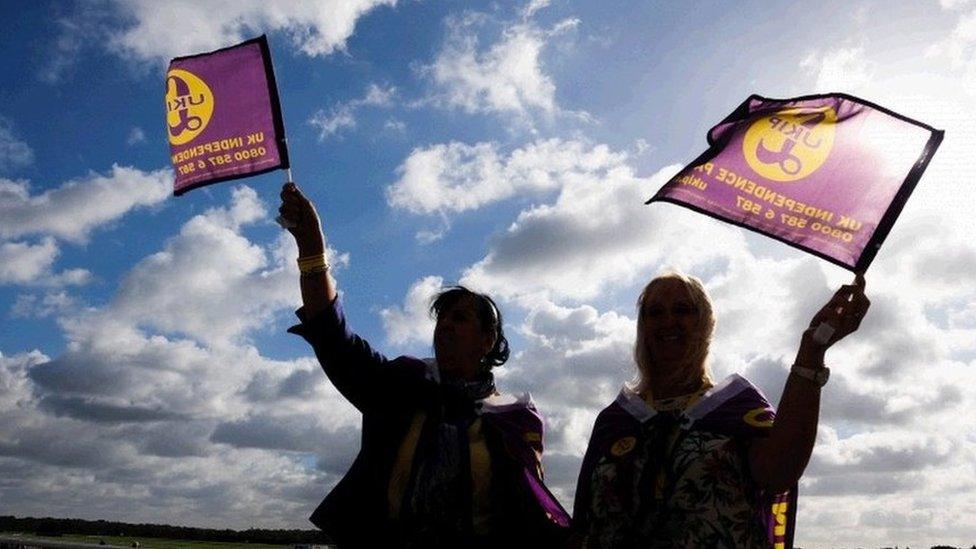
[
  {"xmin": 433, "ymin": 295, "xmax": 494, "ymax": 379},
  {"xmin": 640, "ymin": 278, "xmax": 700, "ymax": 366}
]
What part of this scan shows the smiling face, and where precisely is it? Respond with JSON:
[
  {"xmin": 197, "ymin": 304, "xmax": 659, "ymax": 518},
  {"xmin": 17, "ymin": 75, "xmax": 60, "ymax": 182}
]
[
  {"xmin": 634, "ymin": 273, "xmax": 716, "ymax": 394},
  {"xmin": 433, "ymin": 294, "xmax": 496, "ymax": 380},
  {"xmin": 640, "ymin": 278, "xmax": 701, "ymax": 364}
]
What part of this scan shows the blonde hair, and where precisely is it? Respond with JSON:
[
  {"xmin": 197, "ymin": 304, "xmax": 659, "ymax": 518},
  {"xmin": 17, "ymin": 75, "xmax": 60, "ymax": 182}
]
[{"xmin": 633, "ymin": 271, "xmax": 716, "ymax": 395}]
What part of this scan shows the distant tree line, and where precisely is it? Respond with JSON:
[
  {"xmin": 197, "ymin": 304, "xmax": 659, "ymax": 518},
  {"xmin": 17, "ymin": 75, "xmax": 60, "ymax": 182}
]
[{"xmin": 0, "ymin": 516, "xmax": 332, "ymax": 545}]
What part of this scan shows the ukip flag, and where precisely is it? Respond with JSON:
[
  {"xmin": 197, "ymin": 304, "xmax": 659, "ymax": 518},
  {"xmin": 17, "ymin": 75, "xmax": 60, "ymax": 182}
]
[
  {"xmin": 166, "ymin": 35, "xmax": 289, "ymax": 196},
  {"xmin": 648, "ymin": 94, "xmax": 943, "ymax": 272}
]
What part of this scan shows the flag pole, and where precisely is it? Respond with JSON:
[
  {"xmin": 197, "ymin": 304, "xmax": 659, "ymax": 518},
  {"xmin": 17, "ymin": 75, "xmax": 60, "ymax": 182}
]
[{"xmin": 276, "ymin": 164, "xmax": 297, "ymax": 228}]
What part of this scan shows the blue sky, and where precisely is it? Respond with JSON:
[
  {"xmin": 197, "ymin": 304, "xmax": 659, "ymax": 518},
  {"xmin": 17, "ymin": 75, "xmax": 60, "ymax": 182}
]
[{"xmin": 2, "ymin": 1, "xmax": 975, "ymax": 546}]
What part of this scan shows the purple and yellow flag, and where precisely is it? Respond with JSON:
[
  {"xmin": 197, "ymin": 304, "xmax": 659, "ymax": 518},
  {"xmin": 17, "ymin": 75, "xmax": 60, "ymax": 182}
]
[
  {"xmin": 167, "ymin": 35, "xmax": 289, "ymax": 196},
  {"xmin": 648, "ymin": 94, "xmax": 943, "ymax": 271}
]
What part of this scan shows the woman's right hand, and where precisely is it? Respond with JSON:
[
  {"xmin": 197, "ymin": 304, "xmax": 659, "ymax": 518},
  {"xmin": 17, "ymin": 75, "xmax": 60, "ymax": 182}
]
[
  {"xmin": 279, "ymin": 182, "xmax": 325, "ymax": 256},
  {"xmin": 800, "ymin": 273, "xmax": 870, "ymax": 355}
]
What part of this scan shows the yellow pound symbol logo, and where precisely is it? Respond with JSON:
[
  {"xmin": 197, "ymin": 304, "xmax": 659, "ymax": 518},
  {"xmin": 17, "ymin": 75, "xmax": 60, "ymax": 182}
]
[
  {"xmin": 166, "ymin": 69, "xmax": 214, "ymax": 146},
  {"xmin": 743, "ymin": 106, "xmax": 837, "ymax": 182}
]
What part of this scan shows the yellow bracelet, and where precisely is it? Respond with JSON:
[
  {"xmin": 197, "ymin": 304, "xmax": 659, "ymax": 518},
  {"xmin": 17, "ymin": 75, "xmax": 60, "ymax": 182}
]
[{"xmin": 297, "ymin": 253, "xmax": 330, "ymax": 274}]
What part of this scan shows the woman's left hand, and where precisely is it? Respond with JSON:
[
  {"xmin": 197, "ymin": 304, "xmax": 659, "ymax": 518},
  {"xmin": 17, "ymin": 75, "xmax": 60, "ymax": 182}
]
[{"xmin": 801, "ymin": 273, "xmax": 870, "ymax": 352}]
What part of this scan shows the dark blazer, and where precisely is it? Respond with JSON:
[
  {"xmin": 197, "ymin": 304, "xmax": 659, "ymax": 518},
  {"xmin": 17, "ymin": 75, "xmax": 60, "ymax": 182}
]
[{"xmin": 288, "ymin": 298, "xmax": 570, "ymax": 548}]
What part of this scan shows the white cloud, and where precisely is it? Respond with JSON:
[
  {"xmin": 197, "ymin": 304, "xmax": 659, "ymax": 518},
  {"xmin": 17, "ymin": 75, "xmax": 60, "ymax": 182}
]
[
  {"xmin": 309, "ymin": 83, "xmax": 396, "ymax": 140},
  {"xmin": 360, "ymin": 83, "xmax": 396, "ymax": 106},
  {"xmin": 928, "ymin": 6, "xmax": 976, "ymax": 92},
  {"xmin": 9, "ymin": 291, "xmax": 79, "ymax": 319},
  {"xmin": 0, "ymin": 187, "xmax": 363, "ymax": 528},
  {"xmin": 309, "ymin": 106, "xmax": 356, "ymax": 139},
  {"xmin": 0, "ymin": 165, "xmax": 171, "ymax": 243},
  {"xmin": 379, "ymin": 275, "xmax": 443, "ymax": 346},
  {"xmin": 386, "ymin": 137, "xmax": 755, "ymax": 303},
  {"xmin": 424, "ymin": 11, "xmax": 582, "ymax": 122},
  {"xmin": 521, "ymin": 0, "xmax": 552, "ymax": 20},
  {"xmin": 0, "ymin": 238, "xmax": 58, "ymax": 284},
  {"xmin": 0, "ymin": 350, "xmax": 49, "ymax": 413},
  {"xmin": 104, "ymin": 187, "xmax": 296, "ymax": 345},
  {"xmin": 461, "ymin": 163, "xmax": 746, "ymax": 303},
  {"xmin": 39, "ymin": 16, "xmax": 91, "ymax": 83},
  {"xmin": 940, "ymin": 0, "xmax": 975, "ymax": 9},
  {"xmin": 384, "ymin": 118, "xmax": 406, "ymax": 132},
  {"xmin": 0, "ymin": 118, "xmax": 34, "ymax": 170},
  {"xmin": 0, "ymin": 238, "xmax": 92, "ymax": 287},
  {"xmin": 509, "ymin": 300, "xmax": 635, "ymax": 409},
  {"xmin": 387, "ymin": 138, "xmax": 627, "ymax": 216},
  {"xmin": 127, "ymin": 127, "xmax": 146, "ymax": 146},
  {"xmin": 107, "ymin": 0, "xmax": 398, "ymax": 63},
  {"xmin": 800, "ymin": 45, "xmax": 875, "ymax": 93},
  {"xmin": 633, "ymin": 138, "xmax": 651, "ymax": 155}
]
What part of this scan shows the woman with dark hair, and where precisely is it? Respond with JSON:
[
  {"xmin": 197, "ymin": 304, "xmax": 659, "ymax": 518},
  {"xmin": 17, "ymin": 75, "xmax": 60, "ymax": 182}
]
[
  {"xmin": 573, "ymin": 270, "xmax": 869, "ymax": 548},
  {"xmin": 278, "ymin": 183, "xmax": 570, "ymax": 549}
]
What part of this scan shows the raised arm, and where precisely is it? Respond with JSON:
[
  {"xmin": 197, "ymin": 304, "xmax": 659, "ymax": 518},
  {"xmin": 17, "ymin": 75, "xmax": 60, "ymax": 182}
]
[
  {"xmin": 279, "ymin": 182, "xmax": 422, "ymax": 413},
  {"xmin": 279, "ymin": 182, "xmax": 337, "ymax": 315},
  {"xmin": 748, "ymin": 274, "xmax": 870, "ymax": 492}
]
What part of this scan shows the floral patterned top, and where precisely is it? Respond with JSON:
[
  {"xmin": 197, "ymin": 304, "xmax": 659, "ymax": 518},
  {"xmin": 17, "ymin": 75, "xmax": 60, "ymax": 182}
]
[{"xmin": 574, "ymin": 375, "xmax": 795, "ymax": 549}]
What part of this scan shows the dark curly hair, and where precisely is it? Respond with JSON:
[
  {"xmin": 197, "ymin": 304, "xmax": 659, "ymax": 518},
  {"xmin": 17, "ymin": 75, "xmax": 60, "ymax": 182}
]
[{"xmin": 429, "ymin": 286, "xmax": 510, "ymax": 369}]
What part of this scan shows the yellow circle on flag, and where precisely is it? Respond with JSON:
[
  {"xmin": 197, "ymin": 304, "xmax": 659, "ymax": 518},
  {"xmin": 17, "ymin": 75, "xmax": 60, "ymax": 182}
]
[
  {"xmin": 743, "ymin": 106, "xmax": 837, "ymax": 182},
  {"xmin": 166, "ymin": 69, "xmax": 214, "ymax": 146}
]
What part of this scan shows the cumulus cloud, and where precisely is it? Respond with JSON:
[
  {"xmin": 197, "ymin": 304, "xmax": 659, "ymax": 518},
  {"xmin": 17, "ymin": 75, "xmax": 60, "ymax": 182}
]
[
  {"xmin": 460, "ymin": 161, "xmax": 746, "ymax": 303},
  {"xmin": 926, "ymin": 4, "xmax": 976, "ymax": 94},
  {"xmin": 0, "ymin": 238, "xmax": 92, "ymax": 287},
  {"xmin": 309, "ymin": 83, "xmax": 396, "ymax": 140},
  {"xmin": 0, "ymin": 351, "xmax": 48, "ymax": 412},
  {"xmin": 0, "ymin": 186, "xmax": 364, "ymax": 528},
  {"xmin": 379, "ymin": 275, "xmax": 442, "ymax": 346},
  {"xmin": 0, "ymin": 165, "xmax": 171, "ymax": 243},
  {"xmin": 0, "ymin": 238, "xmax": 58, "ymax": 284},
  {"xmin": 387, "ymin": 138, "xmax": 627, "ymax": 216},
  {"xmin": 95, "ymin": 187, "xmax": 294, "ymax": 345},
  {"xmin": 800, "ymin": 45, "xmax": 875, "ymax": 93},
  {"xmin": 810, "ymin": 430, "xmax": 955, "ymax": 475},
  {"xmin": 106, "ymin": 0, "xmax": 398, "ymax": 63},
  {"xmin": 423, "ymin": 10, "xmax": 582, "ymax": 123},
  {"xmin": 508, "ymin": 300, "xmax": 634, "ymax": 410},
  {"xmin": 10, "ymin": 291, "xmax": 79, "ymax": 319}
]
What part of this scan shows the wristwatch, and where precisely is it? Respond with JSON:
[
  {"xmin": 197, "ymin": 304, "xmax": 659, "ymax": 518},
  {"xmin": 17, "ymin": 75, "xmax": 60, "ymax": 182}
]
[{"xmin": 790, "ymin": 364, "xmax": 830, "ymax": 387}]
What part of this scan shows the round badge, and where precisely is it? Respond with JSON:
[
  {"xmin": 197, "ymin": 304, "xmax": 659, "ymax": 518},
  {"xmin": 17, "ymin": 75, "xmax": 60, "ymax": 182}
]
[
  {"xmin": 743, "ymin": 407, "xmax": 775, "ymax": 428},
  {"xmin": 610, "ymin": 436, "xmax": 637, "ymax": 457},
  {"xmin": 523, "ymin": 431, "xmax": 541, "ymax": 443}
]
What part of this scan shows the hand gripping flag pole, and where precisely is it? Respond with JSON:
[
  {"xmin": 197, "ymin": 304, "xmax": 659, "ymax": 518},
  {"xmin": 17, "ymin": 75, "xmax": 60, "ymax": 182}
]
[{"xmin": 647, "ymin": 93, "xmax": 943, "ymax": 343}]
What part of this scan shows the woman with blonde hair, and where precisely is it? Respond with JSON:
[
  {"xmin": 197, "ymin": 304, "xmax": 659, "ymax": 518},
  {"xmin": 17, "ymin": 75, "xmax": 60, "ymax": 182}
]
[{"xmin": 573, "ymin": 270, "xmax": 869, "ymax": 548}]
